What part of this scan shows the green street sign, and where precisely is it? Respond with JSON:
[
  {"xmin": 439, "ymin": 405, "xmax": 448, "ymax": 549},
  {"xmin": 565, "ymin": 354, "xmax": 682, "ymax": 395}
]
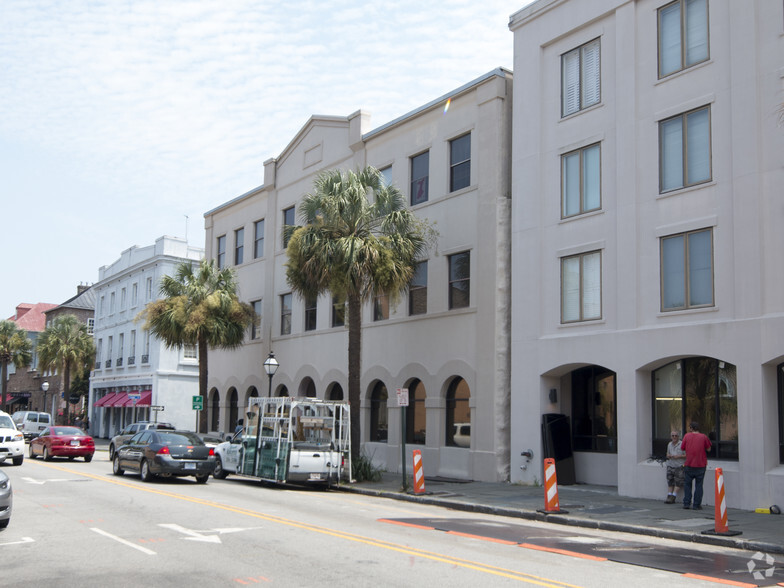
[{"xmin": 192, "ymin": 396, "xmax": 204, "ymax": 410}]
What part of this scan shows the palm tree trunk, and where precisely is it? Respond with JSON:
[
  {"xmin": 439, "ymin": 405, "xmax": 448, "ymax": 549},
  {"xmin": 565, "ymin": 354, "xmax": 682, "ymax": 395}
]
[
  {"xmin": 63, "ymin": 363, "xmax": 71, "ymax": 424},
  {"xmin": 347, "ymin": 292, "xmax": 362, "ymax": 463},
  {"xmin": 198, "ymin": 336, "xmax": 209, "ymax": 434}
]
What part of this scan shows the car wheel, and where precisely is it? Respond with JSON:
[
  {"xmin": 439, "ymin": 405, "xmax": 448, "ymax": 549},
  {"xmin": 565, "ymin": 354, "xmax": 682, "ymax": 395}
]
[
  {"xmin": 12, "ymin": 455, "xmax": 23, "ymax": 466},
  {"xmin": 112, "ymin": 455, "xmax": 124, "ymax": 476},
  {"xmin": 213, "ymin": 456, "xmax": 228, "ymax": 479},
  {"xmin": 0, "ymin": 519, "xmax": 8, "ymax": 529},
  {"xmin": 43, "ymin": 447, "xmax": 51, "ymax": 461},
  {"xmin": 195, "ymin": 474, "xmax": 209, "ymax": 484},
  {"xmin": 84, "ymin": 454, "xmax": 93, "ymax": 463},
  {"xmin": 28, "ymin": 445, "xmax": 36, "ymax": 459},
  {"xmin": 140, "ymin": 459, "xmax": 154, "ymax": 482},
  {"xmin": 108, "ymin": 444, "xmax": 115, "ymax": 461},
  {"xmin": 68, "ymin": 456, "xmax": 75, "ymax": 461}
]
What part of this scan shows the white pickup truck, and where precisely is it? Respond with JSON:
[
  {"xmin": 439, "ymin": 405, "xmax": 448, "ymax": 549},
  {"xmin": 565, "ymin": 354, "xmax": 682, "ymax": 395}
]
[{"xmin": 212, "ymin": 397, "xmax": 350, "ymax": 487}]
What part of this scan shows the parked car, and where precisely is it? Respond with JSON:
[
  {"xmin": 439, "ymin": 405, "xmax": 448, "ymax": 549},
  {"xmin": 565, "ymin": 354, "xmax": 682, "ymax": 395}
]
[
  {"xmin": 12, "ymin": 410, "xmax": 52, "ymax": 441},
  {"xmin": 112, "ymin": 430, "xmax": 215, "ymax": 484},
  {"xmin": 28, "ymin": 426, "xmax": 95, "ymax": 462},
  {"xmin": 0, "ymin": 410, "xmax": 25, "ymax": 466},
  {"xmin": 452, "ymin": 423, "xmax": 471, "ymax": 448},
  {"xmin": 197, "ymin": 432, "xmax": 225, "ymax": 448},
  {"xmin": 0, "ymin": 470, "xmax": 11, "ymax": 529},
  {"xmin": 109, "ymin": 421, "xmax": 175, "ymax": 459}
]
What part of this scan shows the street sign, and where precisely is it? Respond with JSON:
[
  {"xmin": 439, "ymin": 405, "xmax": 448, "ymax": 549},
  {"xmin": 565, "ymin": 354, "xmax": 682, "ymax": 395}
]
[
  {"xmin": 150, "ymin": 405, "xmax": 164, "ymax": 412},
  {"xmin": 192, "ymin": 396, "xmax": 204, "ymax": 410},
  {"xmin": 128, "ymin": 392, "xmax": 141, "ymax": 405},
  {"xmin": 396, "ymin": 388, "xmax": 409, "ymax": 407}
]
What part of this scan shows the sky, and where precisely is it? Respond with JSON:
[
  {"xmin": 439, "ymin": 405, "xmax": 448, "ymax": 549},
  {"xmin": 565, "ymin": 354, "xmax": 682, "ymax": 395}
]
[{"xmin": 0, "ymin": 0, "xmax": 527, "ymax": 318}]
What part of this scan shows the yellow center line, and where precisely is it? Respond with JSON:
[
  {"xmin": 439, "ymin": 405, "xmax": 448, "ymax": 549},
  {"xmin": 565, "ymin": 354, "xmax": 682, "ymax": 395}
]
[{"xmin": 30, "ymin": 461, "xmax": 584, "ymax": 587}]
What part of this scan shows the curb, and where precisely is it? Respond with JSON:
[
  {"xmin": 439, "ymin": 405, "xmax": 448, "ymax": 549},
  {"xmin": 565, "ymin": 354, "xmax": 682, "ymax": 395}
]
[{"xmin": 340, "ymin": 485, "xmax": 784, "ymax": 556}]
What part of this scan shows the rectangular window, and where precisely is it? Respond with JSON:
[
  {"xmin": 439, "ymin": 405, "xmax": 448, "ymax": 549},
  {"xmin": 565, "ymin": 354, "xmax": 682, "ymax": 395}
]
[
  {"xmin": 100, "ymin": 296, "xmax": 105, "ymax": 316},
  {"xmin": 234, "ymin": 228, "xmax": 244, "ymax": 265},
  {"xmin": 110, "ymin": 292, "xmax": 115, "ymax": 314},
  {"xmin": 658, "ymin": 0, "xmax": 709, "ymax": 78},
  {"xmin": 562, "ymin": 143, "xmax": 601, "ymax": 218},
  {"xmin": 410, "ymin": 151, "xmax": 429, "ymax": 206},
  {"xmin": 251, "ymin": 300, "xmax": 262, "ymax": 340},
  {"xmin": 143, "ymin": 331, "xmax": 150, "ymax": 358},
  {"xmin": 561, "ymin": 251, "xmax": 602, "ymax": 323},
  {"xmin": 332, "ymin": 296, "xmax": 345, "ymax": 327},
  {"xmin": 373, "ymin": 293, "xmax": 389, "ymax": 321},
  {"xmin": 450, "ymin": 134, "xmax": 471, "ymax": 192},
  {"xmin": 561, "ymin": 38, "xmax": 600, "ymax": 117},
  {"xmin": 304, "ymin": 295, "xmax": 317, "ymax": 331},
  {"xmin": 96, "ymin": 339, "xmax": 102, "ymax": 367},
  {"xmin": 118, "ymin": 333, "xmax": 124, "ymax": 357},
  {"xmin": 660, "ymin": 106, "xmax": 711, "ymax": 192},
  {"xmin": 448, "ymin": 252, "xmax": 470, "ymax": 309},
  {"xmin": 184, "ymin": 344, "xmax": 197, "ymax": 359},
  {"xmin": 107, "ymin": 336, "xmax": 113, "ymax": 365},
  {"xmin": 409, "ymin": 261, "xmax": 428, "ymax": 316},
  {"xmin": 379, "ymin": 166, "xmax": 393, "ymax": 188},
  {"xmin": 131, "ymin": 283, "xmax": 138, "ymax": 307},
  {"xmin": 87, "ymin": 318, "xmax": 95, "ymax": 335},
  {"xmin": 120, "ymin": 287, "xmax": 127, "ymax": 310},
  {"xmin": 280, "ymin": 293, "xmax": 292, "ymax": 335},
  {"xmin": 146, "ymin": 277, "xmax": 153, "ymax": 300},
  {"xmin": 254, "ymin": 219, "xmax": 265, "ymax": 259},
  {"xmin": 217, "ymin": 235, "xmax": 226, "ymax": 269},
  {"xmin": 130, "ymin": 330, "xmax": 136, "ymax": 358},
  {"xmin": 283, "ymin": 207, "xmax": 295, "ymax": 248},
  {"xmin": 661, "ymin": 228, "xmax": 713, "ymax": 311}
]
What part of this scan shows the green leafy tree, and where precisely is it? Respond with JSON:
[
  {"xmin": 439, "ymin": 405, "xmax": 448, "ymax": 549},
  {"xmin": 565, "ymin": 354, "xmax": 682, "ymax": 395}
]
[
  {"xmin": 140, "ymin": 259, "xmax": 254, "ymax": 429},
  {"xmin": 36, "ymin": 314, "xmax": 95, "ymax": 422},
  {"xmin": 285, "ymin": 166, "xmax": 435, "ymax": 462},
  {"xmin": 0, "ymin": 320, "xmax": 33, "ymax": 413}
]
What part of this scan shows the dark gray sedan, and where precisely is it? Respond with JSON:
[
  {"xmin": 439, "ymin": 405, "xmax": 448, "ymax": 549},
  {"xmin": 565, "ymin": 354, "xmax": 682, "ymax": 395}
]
[{"xmin": 112, "ymin": 430, "xmax": 215, "ymax": 484}]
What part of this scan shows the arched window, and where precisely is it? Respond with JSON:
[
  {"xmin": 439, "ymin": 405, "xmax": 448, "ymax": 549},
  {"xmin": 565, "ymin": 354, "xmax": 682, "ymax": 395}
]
[
  {"xmin": 370, "ymin": 382, "xmax": 388, "ymax": 442},
  {"xmin": 302, "ymin": 378, "xmax": 316, "ymax": 398},
  {"xmin": 328, "ymin": 383, "xmax": 344, "ymax": 401},
  {"xmin": 277, "ymin": 385, "xmax": 289, "ymax": 397},
  {"xmin": 406, "ymin": 379, "xmax": 427, "ymax": 444},
  {"xmin": 228, "ymin": 388, "xmax": 239, "ymax": 433},
  {"xmin": 445, "ymin": 377, "xmax": 470, "ymax": 447},
  {"xmin": 653, "ymin": 357, "xmax": 738, "ymax": 460},
  {"xmin": 209, "ymin": 390, "xmax": 220, "ymax": 432}
]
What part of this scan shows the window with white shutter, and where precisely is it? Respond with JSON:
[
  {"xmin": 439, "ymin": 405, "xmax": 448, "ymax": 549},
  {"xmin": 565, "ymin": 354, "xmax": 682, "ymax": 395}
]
[{"xmin": 561, "ymin": 38, "xmax": 601, "ymax": 117}]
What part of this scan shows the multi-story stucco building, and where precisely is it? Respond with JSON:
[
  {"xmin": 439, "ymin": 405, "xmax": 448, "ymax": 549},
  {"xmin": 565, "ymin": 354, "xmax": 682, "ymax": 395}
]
[
  {"xmin": 509, "ymin": 0, "xmax": 784, "ymax": 508},
  {"xmin": 204, "ymin": 69, "xmax": 513, "ymax": 482},
  {"xmin": 88, "ymin": 236, "xmax": 204, "ymax": 437}
]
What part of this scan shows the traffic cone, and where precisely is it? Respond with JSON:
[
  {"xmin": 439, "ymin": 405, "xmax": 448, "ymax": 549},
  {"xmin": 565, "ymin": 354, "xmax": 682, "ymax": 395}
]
[
  {"xmin": 538, "ymin": 458, "xmax": 568, "ymax": 515},
  {"xmin": 412, "ymin": 450, "xmax": 426, "ymax": 494},
  {"xmin": 702, "ymin": 467, "xmax": 741, "ymax": 537}
]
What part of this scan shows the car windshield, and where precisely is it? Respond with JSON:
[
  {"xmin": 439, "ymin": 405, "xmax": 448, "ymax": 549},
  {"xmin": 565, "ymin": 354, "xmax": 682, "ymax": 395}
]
[
  {"xmin": 52, "ymin": 427, "xmax": 83, "ymax": 436},
  {"xmin": 0, "ymin": 416, "xmax": 14, "ymax": 429},
  {"xmin": 157, "ymin": 432, "xmax": 203, "ymax": 445}
]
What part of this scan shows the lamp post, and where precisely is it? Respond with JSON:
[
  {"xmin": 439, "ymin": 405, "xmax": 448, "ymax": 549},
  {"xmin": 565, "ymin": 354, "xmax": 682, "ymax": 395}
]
[
  {"xmin": 41, "ymin": 381, "xmax": 49, "ymax": 414},
  {"xmin": 263, "ymin": 351, "xmax": 279, "ymax": 397}
]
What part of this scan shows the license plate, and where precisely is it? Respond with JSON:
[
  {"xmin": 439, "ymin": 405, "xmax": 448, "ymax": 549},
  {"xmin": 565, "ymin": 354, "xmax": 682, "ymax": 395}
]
[
  {"xmin": 70, "ymin": 440, "xmax": 79, "ymax": 446},
  {"xmin": 309, "ymin": 472, "xmax": 322, "ymax": 480},
  {"xmin": 184, "ymin": 462, "xmax": 196, "ymax": 470}
]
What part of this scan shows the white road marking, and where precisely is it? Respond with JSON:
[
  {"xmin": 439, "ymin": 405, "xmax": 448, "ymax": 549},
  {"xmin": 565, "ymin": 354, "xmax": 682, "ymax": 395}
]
[
  {"xmin": 0, "ymin": 537, "xmax": 34, "ymax": 546},
  {"xmin": 159, "ymin": 523, "xmax": 222, "ymax": 543},
  {"xmin": 90, "ymin": 527, "xmax": 157, "ymax": 555},
  {"xmin": 21, "ymin": 477, "xmax": 71, "ymax": 485}
]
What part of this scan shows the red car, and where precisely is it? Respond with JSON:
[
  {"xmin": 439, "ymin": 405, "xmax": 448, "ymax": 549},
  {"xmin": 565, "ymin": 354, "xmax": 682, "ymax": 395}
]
[{"xmin": 28, "ymin": 426, "xmax": 95, "ymax": 462}]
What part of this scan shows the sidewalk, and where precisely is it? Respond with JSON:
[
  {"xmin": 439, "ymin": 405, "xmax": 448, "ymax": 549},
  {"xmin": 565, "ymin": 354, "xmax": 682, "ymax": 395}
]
[{"xmin": 342, "ymin": 471, "xmax": 784, "ymax": 555}]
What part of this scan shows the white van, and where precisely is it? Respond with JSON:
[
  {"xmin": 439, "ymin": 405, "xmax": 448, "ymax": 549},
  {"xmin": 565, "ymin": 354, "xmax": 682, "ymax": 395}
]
[
  {"xmin": 0, "ymin": 410, "xmax": 25, "ymax": 465},
  {"xmin": 12, "ymin": 411, "xmax": 53, "ymax": 441}
]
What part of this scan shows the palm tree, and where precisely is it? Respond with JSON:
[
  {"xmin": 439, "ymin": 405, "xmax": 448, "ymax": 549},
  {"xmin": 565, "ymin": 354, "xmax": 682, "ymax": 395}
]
[
  {"xmin": 36, "ymin": 314, "xmax": 95, "ymax": 423},
  {"xmin": 0, "ymin": 320, "xmax": 33, "ymax": 413},
  {"xmin": 140, "ymin": 259, "xmax": 254, "ymax": 431},
  {"xmin": 285, "ymin": 166, "xmax": 435, "ymax": 462}
]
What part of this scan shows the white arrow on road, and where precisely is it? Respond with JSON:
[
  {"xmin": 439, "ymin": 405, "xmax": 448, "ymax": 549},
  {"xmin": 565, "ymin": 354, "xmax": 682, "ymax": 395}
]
[
  {"xmin": 21, "ymin": 477, "xmax": 70, "ymax": 485},
  {"xmin": 158, "ymin": 523, "xmax": 222, "ymax": 543},
  {"xmin": 0, "ymin": 537, "xmax": 35, "ymax": 547}
]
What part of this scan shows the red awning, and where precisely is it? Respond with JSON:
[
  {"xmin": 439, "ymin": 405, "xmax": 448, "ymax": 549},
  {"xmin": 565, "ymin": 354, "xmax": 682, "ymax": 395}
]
[
  {"xmin": 94, "ymin": 392, "xmax": 119, "ymax": 407},
  {"xmin": 109, "ymin": 393, "xmax": 130, "ymax": 407},
  {"xmin": 136, "ymin": 390, "xmax": 152, "ymax": 406},
  {"xmin": 115, "ymin": 391, "xmax": 153, "ymax": 407}
]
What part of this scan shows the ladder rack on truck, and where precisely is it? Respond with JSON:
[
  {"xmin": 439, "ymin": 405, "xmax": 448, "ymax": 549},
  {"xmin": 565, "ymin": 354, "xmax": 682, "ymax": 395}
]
[{"xmin": 213, "ymin": 397, "xmax": 351, "ymax": 486}]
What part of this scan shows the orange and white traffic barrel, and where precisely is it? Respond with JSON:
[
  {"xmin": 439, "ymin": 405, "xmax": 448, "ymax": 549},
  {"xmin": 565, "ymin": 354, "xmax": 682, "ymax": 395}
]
[
  {"xmin": 701, "ymin": 467, "xmax": 741, "ymax": 537},
  {"xmin": 538, "ymin": 458, "xmax": 568, "ymax": 515},
  {"xmin": 413, "ymin": 450, "xmax": 426, "ymax": 494}
]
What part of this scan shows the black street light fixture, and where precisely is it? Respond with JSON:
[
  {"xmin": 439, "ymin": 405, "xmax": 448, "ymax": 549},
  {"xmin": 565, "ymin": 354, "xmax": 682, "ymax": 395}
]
[
  {"xmin": 263, "ymin": 351, "xmax": 279, "ymax": 397},
  {"xmin": 41, "ymin": 381, "xmax": 49, "ymax": 414}
]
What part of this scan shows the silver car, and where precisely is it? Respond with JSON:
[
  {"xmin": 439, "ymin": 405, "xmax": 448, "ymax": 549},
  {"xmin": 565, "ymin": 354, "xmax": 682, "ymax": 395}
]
[{"xmin": 0, "ymin": 470, "xmax": 11, "ymax": 529}]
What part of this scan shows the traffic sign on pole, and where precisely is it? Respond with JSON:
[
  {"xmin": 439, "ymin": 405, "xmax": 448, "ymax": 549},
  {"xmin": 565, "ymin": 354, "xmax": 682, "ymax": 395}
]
[{"xmin": 192, "ymin": 396, "xmax": 203, "ymax": 410}]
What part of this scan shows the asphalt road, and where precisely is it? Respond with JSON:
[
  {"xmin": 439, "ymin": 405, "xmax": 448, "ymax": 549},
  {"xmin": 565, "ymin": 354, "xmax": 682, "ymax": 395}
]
[{"xmin": 0, "ymin": 454, "xmax": 769, "ymax": 588}]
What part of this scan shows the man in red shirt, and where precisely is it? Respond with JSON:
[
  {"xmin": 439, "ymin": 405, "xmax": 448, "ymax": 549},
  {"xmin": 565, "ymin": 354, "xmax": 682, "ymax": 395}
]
[{"xmin": 680, "ymin": 421, "xmax": 712, "ymax": 510}]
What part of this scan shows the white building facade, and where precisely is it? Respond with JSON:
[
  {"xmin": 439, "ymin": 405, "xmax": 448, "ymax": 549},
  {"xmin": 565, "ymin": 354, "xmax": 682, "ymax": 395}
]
[
  {"xmin": 509, "ymin": 0, "xmax": 784, "ymax": 508},
  {"xmin": 88, "ymin": 236, "xmax": 204, "ymax": 437},
  {"xmin": 204, "ymin": 69, "xmax": 513, "ymax": 482}
]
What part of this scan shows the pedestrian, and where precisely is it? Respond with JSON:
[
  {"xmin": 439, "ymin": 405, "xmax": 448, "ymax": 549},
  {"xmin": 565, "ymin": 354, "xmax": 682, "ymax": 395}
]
[
  {"xmin": 681, "ymin": 421, "xmax": 711, "ymax": 510},
  {"xmin": 664, "ymin": 430, "xmax": 685, "ymax": 503},
  {"xmin": 234, "ymin": 418, "xmax": 244, "ymax": 436}
]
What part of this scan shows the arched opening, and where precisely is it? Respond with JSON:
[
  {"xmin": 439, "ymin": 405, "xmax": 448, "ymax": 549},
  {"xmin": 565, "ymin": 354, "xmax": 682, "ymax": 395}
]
[
  {"xmin": 228, "ymin": 388, "xmax": 239, "ymax": 434},
  {"xmin": 370, "ymin": 381, "xmax": 388, "ymax": 442},
  {"xmin": 327, "ymin": 383, "xmax": 344, "ymax": 400},
  {"xmin": 445, "ymin": 377, "xmax": 470, "ymax": 447},
  {"xmin": 406, "ymin": 379, "xmax": 426, "ymax": 444},
  {"xmin": 209, "ymin": 388, "xmax": 220, "ymax": 432},
  {"xmin": 572, "ymin": 365, "xmax": 616, "ymax": 453}
]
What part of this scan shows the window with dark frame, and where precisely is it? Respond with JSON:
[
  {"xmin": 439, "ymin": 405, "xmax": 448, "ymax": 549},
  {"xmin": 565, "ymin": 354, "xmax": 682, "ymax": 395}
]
[
  {"xmin": 405, "ymin": 379, "xmax": 427, "ymax": 445},
  {"xmin": 449, "ymin": 134, "xmax": 471, "ymax": 192},
  {"xmin": 410, "ymin": 151, "xmax": 429, "ymax": 206},
  {"xmin": 234, "ymin": 227, "xmax": 244, "ymax": 265},
  {"xmin": 254, "ymin": 219, "xmax": 265, "ymax": 258},
  {"xmin": 373, "ymin": 293, "xmax": 389, "ymax": 321},
  {"xmin": 660, "ymin": 105, "xmax": 711, "ymax": 193},
  {"xmin": 370, "ymin": 382, "xmax": 388, "ymax": 443},
  {"xmin": 660, "ymin": 228, "xmax": 713, "ymax": 311},
  {"xmin": 304, "ymin": 295, "xmax": 317, "ymax": 331},
  {"xmin": 216, "ymin": 235, "xmax": 226, "ymax": 269},
  {"xmin": 409, "ymin": 261, "xmax": 428, "ymax": 315},
  {"xmin": 658, "ymin": 0, "xmax": 709, "ymax": 79},
  {"xmin": 448, "ymin": 252, "xmax": 470, "ymax": 309},
  {"xmin": 251, "ymin": 300, "xmax": 262, "ymax": 339},
  {"xmin": 331, "ymin": 296, "xmax": 345, "ymax": 327},
  {"xmin": 562, "ymin": 143, "xmax": 601, "ymax": 218},
  {"xmin": 445, "ymin": 377, "xmax": 470, "ymax": 447},
  {"xmin": 280, "ymin": 293, "xmax": 292, "ymax": 335},
  {"xmin": 282, "ymin": 206, "xmax": 295, "ymax": 248},
  {"xmin": 572, "ymin": 366, "xmax": 617, "ymax": 453}
]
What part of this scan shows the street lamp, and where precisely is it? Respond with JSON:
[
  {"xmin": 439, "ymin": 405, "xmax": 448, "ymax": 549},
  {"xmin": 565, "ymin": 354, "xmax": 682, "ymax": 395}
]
[
  {"xmin": 41, "ymin": 381, "xmax": 49, "ymax": 414},
  {"xmin": 263, "ymin": 351, "xmax": 279, "ymax": 397}
]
